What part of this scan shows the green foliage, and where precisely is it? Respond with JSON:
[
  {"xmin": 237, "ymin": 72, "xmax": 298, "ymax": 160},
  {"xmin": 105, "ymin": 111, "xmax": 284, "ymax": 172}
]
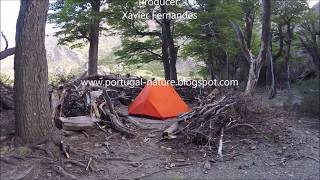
[
  {"xmin": 48, "ymin": 0, "xmax": 107, "ymax": 48},
  {"xmin": 114, "ymin": 37, "xmax": 162, "ymax": 65},
  {"xmin": 48, "ymin": 67, "xmax": 83, "ymax": 85},
  {"xmin": 272, "ymin": 0, "xmax": 308, "ymax": 24},
  {"xmin": 107, "ymin": 0, "xmax": 163, "ymax": 65},
  {"xmin": 180, "ymin": 0, "xmax": 242, "ymax": 77},
  {"xmin": 0, "ymin": 73, "xmax": 14, "ymax": 86}
]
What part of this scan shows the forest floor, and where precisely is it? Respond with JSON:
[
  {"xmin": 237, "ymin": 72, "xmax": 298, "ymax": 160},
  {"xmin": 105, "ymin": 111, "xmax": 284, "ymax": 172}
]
[{"xmin": 0, "ymin": 92, "xmax": 319, "ymax": 180}]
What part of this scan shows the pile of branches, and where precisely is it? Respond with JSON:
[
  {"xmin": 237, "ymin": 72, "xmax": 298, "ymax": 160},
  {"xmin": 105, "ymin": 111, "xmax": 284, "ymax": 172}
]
[
  {"xmin": 0, "ymin": 82, "xmax": 14, "ymax": 110},
  {"xmin": 50, "ymin": 73, "xmax": 149, "ymax": 137},
  {"xmin": 163, "ymin": 90, "xmax": 255, "ymax": 157}
]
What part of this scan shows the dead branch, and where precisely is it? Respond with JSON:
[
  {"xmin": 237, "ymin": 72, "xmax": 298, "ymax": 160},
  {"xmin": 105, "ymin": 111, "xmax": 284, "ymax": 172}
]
[
  {"xmin": 60, "ymin": 140, "xmax": 70, "ymax": 159},
  {"xmin": 52, "ymin": 165, "xmax": 78, "ymax": 179},
  {"xmin": 33, "ymin": 145, "xmax": 54, "ymax": 159},
  {"xmin": 225, "ymin": 123, "xmax": 256, "ymax": 132},
  {"xmin": 0, "ymin": 32, "xmax": 15, "ymax": 60},
  {"xmin": 1, "ymin": 32, "xmax": 9, "ymax": 50},
  {"xmin": 163, "ymin": 122, "xmax": 180, "ymax": 138},
  {"xmin": 164, "ymin": 94, "xmax": 254, "ymax": 155},
  {"xmin": 13, "ymin": 166, "xmax": 34, "ymax": 180},
  {"xmin": 218, "ymin": 128, "xmax": 224, "ymax": 158},
  {"xmin": 64, "ymin": 159, "xmax": 87, "ymax": 169},
  {"xmin": 0, "ymin": 47, "xmax": 15, "ymax": 60},
  {"xmin": 102, "ymin": 89, "xmax": 135, "ymax": 137},
  {"xmin": 86, "ymin": 157, "xmax": 93, "ymax": 171}
]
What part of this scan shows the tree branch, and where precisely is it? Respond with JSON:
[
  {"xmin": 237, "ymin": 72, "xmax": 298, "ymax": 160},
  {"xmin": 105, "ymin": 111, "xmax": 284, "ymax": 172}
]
[
  {"xmin": 129, "ymin": 20, "xmax": 161, "ymax": 37},
  {"xmin": 230, "ymin": 21, "xmax": 254, "ymax": 63},
  {"xmin": 1, "ymin": 32, "xmax": 9, "ymax": 50},
  {"xmin": 0, "ymin": 47, "xmax": 15, "ymax": 60},
  {"xmin": 143, "ymin": 48, "xmax": 162, "ymax": 60}
]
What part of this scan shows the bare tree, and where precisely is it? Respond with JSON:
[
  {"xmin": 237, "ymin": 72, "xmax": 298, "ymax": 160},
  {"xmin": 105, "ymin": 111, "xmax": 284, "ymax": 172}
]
[
  {"xmin": 14, "ymin": 0, "xmax": 52, "ymax": 144},
  {"xmin": 231, "ymin": 0, "xmax": 271, "ymax": 94}
]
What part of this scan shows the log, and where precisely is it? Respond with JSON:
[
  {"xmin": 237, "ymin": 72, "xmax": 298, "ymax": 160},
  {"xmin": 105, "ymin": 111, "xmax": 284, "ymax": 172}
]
[
  {"xmin": 54, "ymin": 116, "xmax": 99, "ymax": 131},
  {"xmin": 163, "ymin": 122, "xmax": 179, "ymax": 139}
]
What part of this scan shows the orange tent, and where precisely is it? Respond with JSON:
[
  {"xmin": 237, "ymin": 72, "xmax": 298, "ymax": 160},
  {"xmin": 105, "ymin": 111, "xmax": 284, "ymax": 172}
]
[{"xmin": 128, "ymin": 80, "xmax": 190, "ymax": 119}]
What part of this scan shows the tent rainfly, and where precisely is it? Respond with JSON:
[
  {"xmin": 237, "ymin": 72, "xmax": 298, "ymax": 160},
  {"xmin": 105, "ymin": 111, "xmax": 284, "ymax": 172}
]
[{"xmin": 128, "ymin": 80, "xmax": 190, "ymax": 119}]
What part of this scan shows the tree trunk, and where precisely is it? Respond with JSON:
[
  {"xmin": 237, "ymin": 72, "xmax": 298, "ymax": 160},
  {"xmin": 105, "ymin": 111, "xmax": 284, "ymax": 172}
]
[
  {"xmin": 284, "ymin": 22, "xmax": 293, "ymax": 94},
  {"xmin": 88, "ymin": 0, "xmax": 101, "ymax": 76},
  {"xmin": 162, "ymin": 45, "xmax": 171, "ymax": 80},
  {"xmin": 245, "ymin": 60, "xmax": 262, "ymax": 93},
  {"xmin": 161, "ymin": 2, "xmax": 177, "ymax": 81},
  {"xmin": 169, "ymin": 50, "xmax": 178, "ymax": 81},
  {"xmin": 244, "ymin": 10, "xmax": 254, "ymax": 49},
  {"xmin": 268, "ymin": 42, "xmax": 276, "ymax": 99},
  {"xmin": 207, "ymin": 48, "xmax": 215, "ymax": 80},
  {"xmin": 273, "ymin": 23, "xmax": 284, "ymax": 61},
  {"xmin": 266, "ymin": 33, "xmax": 277, "ymax": 98},
  {"xmin": 14, "ymin": 0, "xmax": 52, "ymax": 144},
  {"xmin": 226, "ymin": 51, "xmax": 229, "ymax": 80},
  {"xmin": 285, "ymin": 59, "xmax": 291, "ymax": 94},
  {"xmin": 232, "ymin": 0, "xmax": 271, "ymax": 95},
  {"xmin": 161, "ymin": 20, "xmax": 171, "ymax": 80},
  {"xmin": 167, "ymin": 31, "xmax": 178, "ymax": 81}
]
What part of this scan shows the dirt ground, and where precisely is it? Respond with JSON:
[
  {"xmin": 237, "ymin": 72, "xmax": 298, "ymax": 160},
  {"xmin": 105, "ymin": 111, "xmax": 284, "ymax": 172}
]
[{"xmin": 0, "ymin": 94, "xmax": 319, "ymax": 180}]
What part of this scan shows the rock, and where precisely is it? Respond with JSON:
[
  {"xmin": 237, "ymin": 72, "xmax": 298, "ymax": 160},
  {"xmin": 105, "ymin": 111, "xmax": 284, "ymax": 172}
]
[
  {"xmin": 276, "ymin": 150, "xmax": 283, "ymax": 155},
  {"xmin": 147, "ymin": 133, "xmax": 156, "ymax": 138},
  {"xmin": 204, "ymin": 161, "xmax": 211, "ymax": 170},
  {"xmin": 143, "ymin": 137, "xmax": 150, "ymax": 143},
  {"xmin": 169, "ymin": 163, "xmax": 175, "ymax": 168},
  {"xmin": 269, "ymin": 162, "xmax": 276, "ymax": 166},
  {"xmin": 107, "ymin": 128, "xmax": 112, "ymax": 134},
  {"xmin": 251, "ymin": 146, "xmax": 256, "ymax": 150}
]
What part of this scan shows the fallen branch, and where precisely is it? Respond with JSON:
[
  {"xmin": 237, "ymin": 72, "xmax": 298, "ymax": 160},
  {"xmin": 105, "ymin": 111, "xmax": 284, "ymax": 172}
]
[
  {"xmin": 218, "ymin": 128, "xmax": 224, "ymax": 158},
  {"xmin": 60, "ymin": 140, "xmax": 70, "ymax": 159},
  {"xmin": 64, "ymin": 159, "xmax": 87, "ymax": 169},
  {"xmin": 52, "ymin": 165, "xmax": 78, "ymax": 179},
  {"xmin": 163, "ymin": 122, "xmax": 179, "ymax": 139},
  {"xmin": 164, "ymin": 94, "xmax": 253, "ymax": 154},
  {"xmin": 86, "ymin": 157, "xmax": 93, "ymax": 171},
  {"xmin": 102, "ymin": 89, "xmax": 135, "ymax": 137},
  {"xmin": 225, "ymin": 123, "xmax": 256, "ymax": 132}
]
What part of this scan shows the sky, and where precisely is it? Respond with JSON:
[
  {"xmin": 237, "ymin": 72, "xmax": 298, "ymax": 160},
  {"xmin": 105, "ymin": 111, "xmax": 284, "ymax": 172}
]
[{"xmin": 0, "ymin": 0, "xmax": 319, "ymax": 51}]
